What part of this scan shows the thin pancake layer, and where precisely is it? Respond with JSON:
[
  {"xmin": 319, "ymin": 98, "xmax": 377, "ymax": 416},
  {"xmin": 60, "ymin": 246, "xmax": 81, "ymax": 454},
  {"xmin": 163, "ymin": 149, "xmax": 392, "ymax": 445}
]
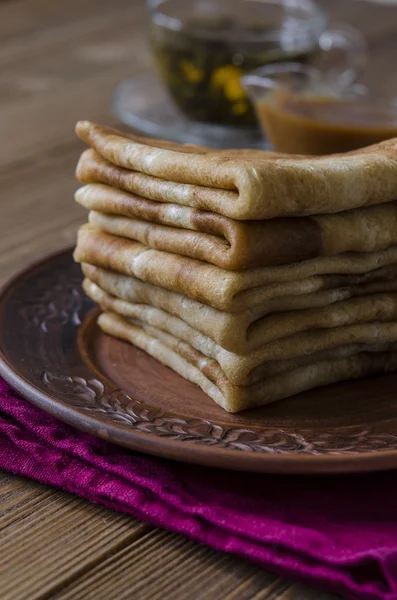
[
  {"xmin": 77, "ymin": 180, "xmax": 397, "ymax": 271},
  {"xmin": 83, "ymin": 274, "xmax": 397, "ymax": 354},
  {"xmin": 76, "ymin": 121, "xmax": 397, "ymax": 220},
  {"xmin": 84, "ymin": 278, "xmax": 397, "ymax": 385},
  {"xmin": 74, "ymin": 226, "xmax": 397, "ymax": 311},
  {"xmin": 98, "ymin": 311, "xmax": 397, "ymax": 412},
  {"xmin": 83, "ymin": 263, "xmax": 397, "ymax": 352},
  {"xmin": 76, "ymin": 179, "xmax": 321, "ymax": 270}
]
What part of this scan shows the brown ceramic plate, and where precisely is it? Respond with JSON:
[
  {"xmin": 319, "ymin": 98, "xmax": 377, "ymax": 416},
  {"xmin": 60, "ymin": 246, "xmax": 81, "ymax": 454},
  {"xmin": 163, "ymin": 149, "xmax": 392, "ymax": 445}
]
[{"xmin": 2, "ymin": 249, "xmax": 397, "ymax": 474}]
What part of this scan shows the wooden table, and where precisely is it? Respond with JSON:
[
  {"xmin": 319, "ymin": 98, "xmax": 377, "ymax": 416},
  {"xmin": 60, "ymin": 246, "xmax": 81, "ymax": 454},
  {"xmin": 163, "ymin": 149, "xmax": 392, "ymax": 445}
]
[{"xmin": 1, "ymin": 1, "xmax": 396, "ymax": 598}]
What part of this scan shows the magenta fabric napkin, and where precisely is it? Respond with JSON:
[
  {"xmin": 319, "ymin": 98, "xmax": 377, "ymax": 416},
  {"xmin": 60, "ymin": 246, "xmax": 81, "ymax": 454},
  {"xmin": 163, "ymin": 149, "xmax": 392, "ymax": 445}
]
[{"xmin": 1, "ymin": 377, "xmax": 397, "ymax": 600}]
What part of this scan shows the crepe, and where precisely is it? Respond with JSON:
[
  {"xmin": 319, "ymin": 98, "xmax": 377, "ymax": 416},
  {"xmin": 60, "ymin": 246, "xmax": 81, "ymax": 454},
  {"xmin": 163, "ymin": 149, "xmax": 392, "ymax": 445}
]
[
  {"xmin": 97, "ymin": 311, "xmax": 397, "ymax": 412},
  {"xmin": 84, "ymin": 277, "xmax": 397, "ymax": 386},
  {"xmin": 75, "ymin": 121, "xmax": 397, "ymax": 220},
  {"xmin": 76, "ymin": 179, "xmax": 321, "ymax": 270},
  {"xmin": 74, "ymin": 226, "xmax": 397, "ymax": 312},
  {"xmin": 83, "ymin": 263, "xmax": 397, "ymax": 352},
  {"xmin": 83, "ymin": 271, "xmax": 397, "ymax": 354},
  {"xmin": 76, "ymin": 179, "xmax": 397, "ymax": 270}
]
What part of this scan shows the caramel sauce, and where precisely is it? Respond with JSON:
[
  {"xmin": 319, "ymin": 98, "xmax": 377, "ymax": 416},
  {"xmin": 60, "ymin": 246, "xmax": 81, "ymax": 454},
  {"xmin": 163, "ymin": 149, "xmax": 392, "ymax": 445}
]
[{"xmin": 256, "ymin": 94, "xmax": 397, "ymax": 154}]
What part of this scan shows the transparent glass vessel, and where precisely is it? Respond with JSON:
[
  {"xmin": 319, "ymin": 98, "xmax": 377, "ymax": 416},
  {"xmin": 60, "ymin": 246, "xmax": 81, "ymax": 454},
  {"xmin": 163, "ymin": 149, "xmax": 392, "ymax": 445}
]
[{"xmin": 147, "ymin": 0, "xmax": 366, "ymax": 128}]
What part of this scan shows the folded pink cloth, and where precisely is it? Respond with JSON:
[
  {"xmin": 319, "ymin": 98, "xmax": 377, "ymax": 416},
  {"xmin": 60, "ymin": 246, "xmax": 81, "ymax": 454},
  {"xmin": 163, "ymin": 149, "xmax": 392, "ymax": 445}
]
[{"xmin": 1, "ymin": 376, "xmax": 397, "ymax": 600}]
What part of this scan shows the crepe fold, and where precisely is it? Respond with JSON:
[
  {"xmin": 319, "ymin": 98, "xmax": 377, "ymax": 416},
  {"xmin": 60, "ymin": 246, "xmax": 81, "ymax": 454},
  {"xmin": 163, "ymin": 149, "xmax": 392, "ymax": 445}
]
[
  {"xmin": 97, "ymin": 311, "xmax": 397, "ymax": 412},
  {"xmin": 83, "ymin": 276, "xmax": 397, "ymax": 385},
  {"xmin": 76, "ymin": 177, "xmax": 397, "ymax": 270},
  {"xmin": 75, "ymin": 121, "xmax": 397, "ymax": 220},
  {"xmin": 74, "ymin": 226, "xmax": 397, "ymax": 313},
  {"xmin": 82, "ymin": 265, "xmax": 397, "ymax": 354}
]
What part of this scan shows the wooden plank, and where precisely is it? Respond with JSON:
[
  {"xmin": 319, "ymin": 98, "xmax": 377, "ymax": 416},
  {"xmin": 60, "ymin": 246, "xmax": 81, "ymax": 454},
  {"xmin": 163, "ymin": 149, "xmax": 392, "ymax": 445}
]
[
  {"xmin": 0, "ymin": 472, "xmax": 149, "ymax": 600},
  {"xmin": 277, "ymin": 585, "xmax": 341, "ymax": 600},
  {"xmin": 52, "ymin": 523, "xmax": 342, "ymax": 600},
  {"xmin": 0, "ymin": 148, "xmax": 84, "ymax": 279},
  {"xmin": 0, "ymin": 4, "xmax": 147, "ymax": 73},
  {"xmin": 0, "ymin": 19, "xmax": 151, "ymax": 170},
  {"xmin": 0, "ymin": 64, "xmax": 148, "ymax": 172},
  {"xmin": 0, "ymin": 0, "xmax": 137, "ymax": 43},
  {"xmin": 53, "ymin": 528, "xmax": 275, "ymax": 600}
]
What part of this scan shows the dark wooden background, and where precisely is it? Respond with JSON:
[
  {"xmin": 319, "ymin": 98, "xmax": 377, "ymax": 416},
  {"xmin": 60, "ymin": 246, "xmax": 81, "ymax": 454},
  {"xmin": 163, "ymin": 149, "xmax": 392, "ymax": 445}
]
[{"xmin": 1, "ymin": 0, "xmax": 396, "ymax": 598}]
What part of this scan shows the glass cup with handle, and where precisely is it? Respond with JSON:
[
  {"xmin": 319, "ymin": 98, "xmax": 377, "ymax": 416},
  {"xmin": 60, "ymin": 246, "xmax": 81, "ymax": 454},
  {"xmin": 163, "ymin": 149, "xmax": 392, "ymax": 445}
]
[
  {"xmin": 147, "ymin": 0, "xmax": 367, "ymax": 128},
  {"xmin": 241, "ymin": 61, "xmax": 397, "ymax": 154}
]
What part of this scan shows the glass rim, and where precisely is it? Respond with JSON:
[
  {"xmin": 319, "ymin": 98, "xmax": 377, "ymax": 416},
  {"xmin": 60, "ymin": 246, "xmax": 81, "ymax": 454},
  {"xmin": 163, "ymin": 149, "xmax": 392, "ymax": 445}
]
[
  {"xmin": 147, "ymin": 0, "xmax": 327, "ymax": 42},
  {"xmin": 242, "ymin": 62, "xmax": 397, "ymax": 114},
  {"xmin": 242, "ymin": 61, "xmax": 321, "ymax": 83}
]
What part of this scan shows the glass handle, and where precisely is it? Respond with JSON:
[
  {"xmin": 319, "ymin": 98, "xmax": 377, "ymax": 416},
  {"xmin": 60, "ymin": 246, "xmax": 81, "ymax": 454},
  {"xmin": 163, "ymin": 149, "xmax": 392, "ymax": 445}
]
[{"xmin": 318, "ymin": 24, "xmax": 367, "ymax": 89}]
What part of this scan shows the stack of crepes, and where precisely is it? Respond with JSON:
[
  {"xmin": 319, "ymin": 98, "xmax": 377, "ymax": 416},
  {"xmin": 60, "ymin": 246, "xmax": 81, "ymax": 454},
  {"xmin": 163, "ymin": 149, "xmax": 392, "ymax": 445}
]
[{"xmin": 74, "ymin": 120, "xmax": 397, "ymax": 413}]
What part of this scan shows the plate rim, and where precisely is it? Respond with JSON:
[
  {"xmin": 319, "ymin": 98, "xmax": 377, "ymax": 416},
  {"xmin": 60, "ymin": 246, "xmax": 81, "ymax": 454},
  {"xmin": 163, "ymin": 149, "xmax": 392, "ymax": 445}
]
[
  {"xmin": 2, "ymin": 248, "xmax": 397, "ymax": 474},
  {"xmin": 112, "ymin": 74, "xmax": 267, "ymax": 149}
]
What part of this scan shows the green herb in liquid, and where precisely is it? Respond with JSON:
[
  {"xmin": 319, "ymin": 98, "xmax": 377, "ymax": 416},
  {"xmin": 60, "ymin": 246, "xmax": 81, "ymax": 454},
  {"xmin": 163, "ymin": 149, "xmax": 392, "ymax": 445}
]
[{"xmin": 150, "ymin": 19, "xmax": 316, "ymax": 127}]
